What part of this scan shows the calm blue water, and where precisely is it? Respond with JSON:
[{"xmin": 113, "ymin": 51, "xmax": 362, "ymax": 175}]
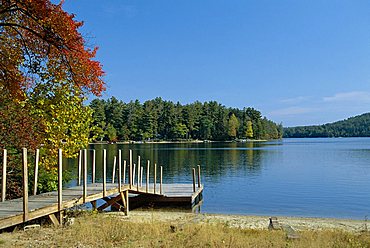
[{"xmin": 68, "ymin": 138, "xmax": 370, "ymax": 219}]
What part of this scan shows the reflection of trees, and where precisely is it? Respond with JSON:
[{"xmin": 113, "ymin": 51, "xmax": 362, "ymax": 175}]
[
  {"xmin": 246, "ymin": 142, "xmax": 254, "ymax": 166},
  {"xmin": 64, "ymin": 142, "xmax": 269, "ymax": 184}
]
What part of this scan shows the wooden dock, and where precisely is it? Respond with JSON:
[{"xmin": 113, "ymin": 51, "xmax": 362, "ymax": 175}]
[{"xmin": 0, "ymin": 148, "xmax": 203, "ymax": 230}]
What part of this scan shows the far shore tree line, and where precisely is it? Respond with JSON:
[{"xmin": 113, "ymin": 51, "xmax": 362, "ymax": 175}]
[
  {"xmin": 89, "ymin": 97, "xmax": 283, "ymax": 142},
  {"xmin": 284, "ymin": 113, "xmax": 370, "ymax": 138}
]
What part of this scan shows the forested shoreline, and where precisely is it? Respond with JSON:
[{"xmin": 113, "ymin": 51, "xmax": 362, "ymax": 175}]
[
  {"xmin": 89, "ymin": 97, "xmax": 283, "ymax": 142},
  {"xmin": 284, "ymin": 113, "xmax": 370, "ymax": 138}
]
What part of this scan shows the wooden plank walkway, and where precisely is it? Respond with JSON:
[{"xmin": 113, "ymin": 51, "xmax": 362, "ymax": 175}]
[
  {"xmin": 0, "ymin": 148, "xmax": 203, "ymax": 231},
  {"xmin": 0, "ymin": 183, "xmax": 203, "ymax": 230}
]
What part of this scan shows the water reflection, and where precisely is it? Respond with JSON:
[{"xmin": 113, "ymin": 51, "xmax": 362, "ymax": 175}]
[{"xmin": 65, "ymin": 142, "xmax": 268, "ymax": 184}]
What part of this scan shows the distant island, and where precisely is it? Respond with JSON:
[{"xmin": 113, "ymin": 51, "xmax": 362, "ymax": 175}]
[
  {"xmin": 89, "ymin": 97, "xmax": 283, "ymax": 142},
  {"xmin": 284, "ymin": 113, "xmax": 370, "ymax": 138}
]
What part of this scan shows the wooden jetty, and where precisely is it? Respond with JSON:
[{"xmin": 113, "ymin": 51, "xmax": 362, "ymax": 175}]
[{"xmin": 0, "ymin": 148, "xmax": 203, "ymax": 230}]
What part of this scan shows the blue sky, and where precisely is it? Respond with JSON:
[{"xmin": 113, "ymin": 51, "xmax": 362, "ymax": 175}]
[{"xmin": 63, "ymin": 0, "xmax": 370, "ymax": 127}]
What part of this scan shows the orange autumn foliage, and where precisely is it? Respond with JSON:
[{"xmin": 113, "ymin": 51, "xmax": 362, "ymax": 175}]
[{"xmin": 0, "ymin": 0, "xmax": 105, "ymax": 98}]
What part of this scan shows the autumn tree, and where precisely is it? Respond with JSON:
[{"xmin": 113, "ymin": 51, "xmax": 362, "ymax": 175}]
[
  {"xmin": 30, "ymin": 83, "xmax": 93, "ymax": 165},
  {"xmin": 0, "ymin": 1, "xmax": 104, "ymax": 140},
  {"xmin": 0, "ymin": 90, "xmax": 43, "ymax": 150},
  {"xmin": 0, "ymin": 0, "xmax": 105, "ymax": 194},
  {"xmin": 245, "ymin": 120, "xmax": 253, "ymax": 139},
  {"xmin": 227, "ymin": 113, "xmax": 239, "ymax": 139},
  {"xmin": 0, "ymin": 0, "xmax": 105, "ymax": 96}
]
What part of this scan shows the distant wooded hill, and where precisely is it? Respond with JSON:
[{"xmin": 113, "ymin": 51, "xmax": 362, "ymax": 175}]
[
  {"xmin": 283, "ymin": 113, "xmax": 370, "ymax": 138},
  {"xmin": 89, "ymin": 97, "xmax": 283, "ymax": 142}
]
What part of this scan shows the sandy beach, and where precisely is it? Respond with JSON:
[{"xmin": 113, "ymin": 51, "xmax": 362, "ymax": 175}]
[{"xmin": 106, "ymin": 210, "xmax": 368, "ymax": 232}]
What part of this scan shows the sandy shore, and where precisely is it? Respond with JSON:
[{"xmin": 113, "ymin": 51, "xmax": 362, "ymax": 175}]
[{"xmin": 105, "ymin": 211, "xmax": 368, "ymax": 232}]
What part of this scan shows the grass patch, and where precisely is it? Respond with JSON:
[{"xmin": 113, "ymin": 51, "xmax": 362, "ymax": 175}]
[{"xmin": 0, "ymin": 212, "xmax": 369, "ymax": 247}]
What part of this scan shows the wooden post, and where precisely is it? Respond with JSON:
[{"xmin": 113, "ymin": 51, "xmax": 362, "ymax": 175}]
[
  {"xmin": 33, "ymin": 149, "xmax": 39, "ymax": 195},
  {"xmin": 146, "ymin": 160, "xmax": 150, "ymax": 193},
  {"xmin": 22, "ymin": 148, "xmax": 28, "ymax": 222},
  {"xmin": 83, "ymin": 149, "xmax": 87, "ymax": 203},
  {"xmin": 120, "ymin": 191, "xmax": 126, "ymax": 210},
  {"xmin": 118, "ymin": 150, "xmax": 122, "ymax": 187},
  {"xmin": 192, "ymin": 168, "xmax": 196, "ymax": 193},
  {"xmin": 137, "ymin": 156, "xmax": 140, "ymax": 191},
  {"xmin": 112, "ymin": 156, "xmax": 116, "ymax": 183},
  {"xmin": 103, "ymin": 149, "xmax": 107, "ymax": 197},
  {"xmin": 129, "ymin": 160, "xmax": 132, "ymax": 189},
  {"xmin": 78, "ymin": 150, "xmax": 82, "ymax": 186},
  {"xmin": 129, "ymin": 149, "xmax": 132, "ymax": 188},
  {"xmin": 124, "ymin": 190, "xmax": 129, "ymax": 216},
  {"xmin": 58, "ymin": 149, "xmax": 63, "ymax": 225},
  {"xmin": 123, "ymin": 160, "xmax": 126, "ymax": 184},
  {"xmin": 2, "ymin": 149, "xmax": 7, "ymax": 202},
  {"xmin": 133, "ymin": 164, "xmax": 136, "ymax": 186},
  {"xmin": 154, "ymin": 163, "xmax": 157, "ymax": 194},
  {"xmin": 92, "ymin": 149, "xmax": 96, "ymax": 183},
  {"xmin": 140, "ymin": 167, "xmax": 143, "ymax": 187},
  {"xmin": 160, "ymin": 166, "xmax": 163, "ymax": 195},
  {"xmin": 118, "ymin": 151, "xmax": 122, "ymax": 192},
  {"xmin": 197, "ymin": 165, "xmax": 201, "ymax": 188}
]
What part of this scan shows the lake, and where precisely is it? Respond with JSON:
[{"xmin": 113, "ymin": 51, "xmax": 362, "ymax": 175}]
[{"xmin": 66, "ymin": 138, "xmax": 370, "ymax": 219}]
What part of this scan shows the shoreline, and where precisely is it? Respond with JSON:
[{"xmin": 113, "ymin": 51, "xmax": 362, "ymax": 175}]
[
  {"xmin": 89, "ymin": 139, "xmax": 269, "ymax": 145},
  {"xmin": 108, "ymin": 210, "xmax": 368, "ymax": 232}
]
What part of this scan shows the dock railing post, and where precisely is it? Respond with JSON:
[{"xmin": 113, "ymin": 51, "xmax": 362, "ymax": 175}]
[
  {"xmin": 22, "ymin": 148, "xmax": 29, "ymax": 222},
  {"xmin": 83, "ymin": 149, "xmax": 87, "ymax": 203},
  {"xmin": 160, "ymin": 166, "xmax": 163, "ymax": 194},
  {"xmin": 137, "ymin": 156, "xmax": 140, "ymax": 191},
  {"xmin": 133, "ymin": 163, "xmax": 136, "ymax": 186},
  {"xmin": 192, "ymin": 168, "xmax": 196, "ymax": 193},
  {"xmin": 58, "ymin": 149, "xmax": 63, "ymax": 225},
  {"xmin": 118, "ymin": 150, "xmax": 122, "ymax": 192},
  {"xmin": 92, "ymin": 149, "xmax": 96, "ymax": 183},
  {"xmin": 78, "ymin": 150, "xmax": 82, "ymax": 186},
  {"xmin": 2, "ymin": 149, "xmax": 7, "ymax": 202},
  {"xmin": 112, "ymin": 156, "xmax": 116, "ymax": 183},
  {"xmin": 118, "ymin": 150, "xmax": 122, "ymax": 183},
  {"xmin": 123, "ymin": 160, "xmax": 126, "ymax": 184},
  {"xmin": 140, "ymin": 166, "xmax": 143, "ymax": 187},
  {"xmin": 103, "ymin": 149, "xmax": 107, "ymax": 197},
  {"xmin": 129, "ymin": 150, "xmax": 132, "ymax": 188},
  {"xmin": 146, "ymin": 161, "xmax": 150, "ymax": 193},
  {"xmin": 197, "ymin": 165, "xmax": 201, "ymax": 188},
  {"xmin": 154, "ymin": 163, "xmax": 157, "ymax": 194},
  {"xmin": 33, "ymin": 149, "xmax": 39, "ymax": 195}
]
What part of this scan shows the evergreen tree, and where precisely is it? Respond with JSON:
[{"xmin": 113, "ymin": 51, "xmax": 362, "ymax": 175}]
[
  {"xmin": 106, "ymin": 123, "xmax": 117, "ymax": 142},
  {"xmin": 90, "ymin": 99, "xmax": 106, "ymax": 141}
]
